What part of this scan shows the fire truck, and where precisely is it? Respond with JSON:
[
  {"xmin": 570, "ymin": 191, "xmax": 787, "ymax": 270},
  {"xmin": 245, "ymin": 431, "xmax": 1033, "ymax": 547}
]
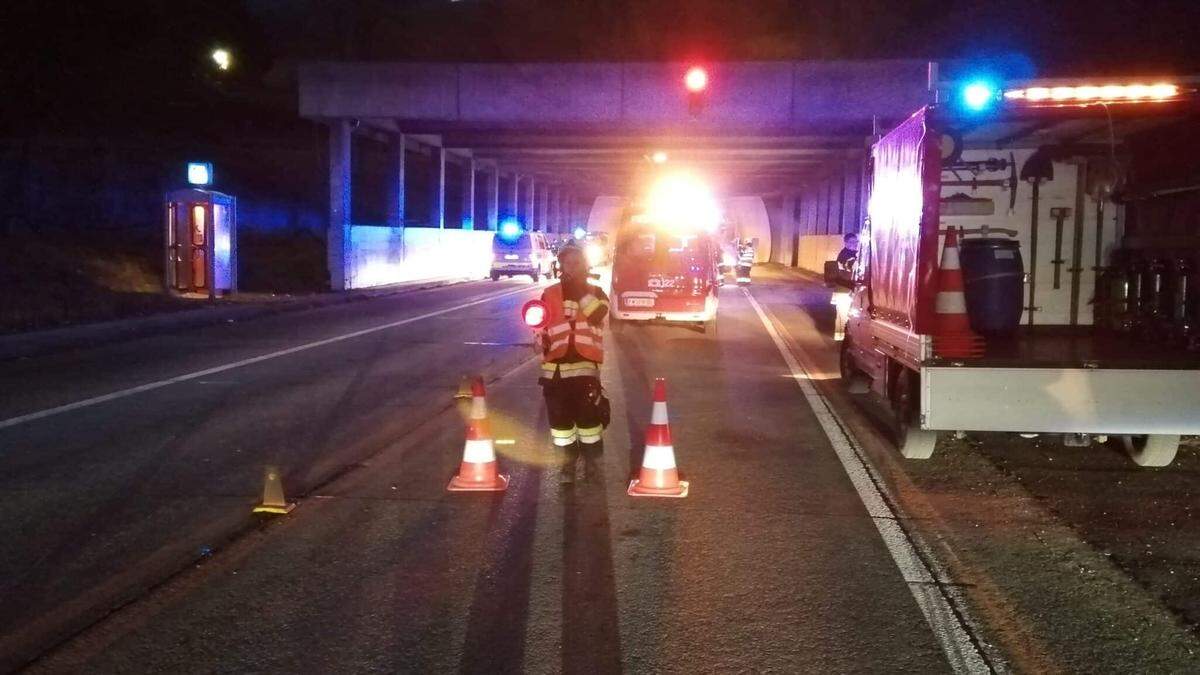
[{"xmin": 610, "ymin": 174, "xmax": 723, "ymax": 331}]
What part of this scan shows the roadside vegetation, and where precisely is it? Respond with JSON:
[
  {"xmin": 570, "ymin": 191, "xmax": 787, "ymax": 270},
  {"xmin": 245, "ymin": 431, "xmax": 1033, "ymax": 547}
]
[{"xmin": 0, "ymin": 230, "xmax": 325, "ymax": 334}]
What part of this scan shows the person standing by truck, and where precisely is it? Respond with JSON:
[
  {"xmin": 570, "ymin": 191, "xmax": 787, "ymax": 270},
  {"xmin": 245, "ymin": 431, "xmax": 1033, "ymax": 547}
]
[
  {"xmin": 535, "ymin": 243, "xmax": 611, "ymax": 484},
  {"xmin": 837, "ymin": 232, "xmax": 860, "ymax": 272}
]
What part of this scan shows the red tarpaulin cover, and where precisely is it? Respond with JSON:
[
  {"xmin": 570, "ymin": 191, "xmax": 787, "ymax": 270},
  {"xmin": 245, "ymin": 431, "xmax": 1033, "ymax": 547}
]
[{"xmin": 866, "ymin": 107, "xmax": 941, "ymax": 334}]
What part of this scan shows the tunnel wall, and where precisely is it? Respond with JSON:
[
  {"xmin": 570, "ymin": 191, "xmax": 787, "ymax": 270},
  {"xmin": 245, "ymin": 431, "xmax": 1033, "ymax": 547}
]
[
  {"xmin": 348, "ymin": 225, "xmax": 494, "ymax": 288},
  {"xmin": 790, "ymin": 158, "xmax": 865, "ymax": 273}
]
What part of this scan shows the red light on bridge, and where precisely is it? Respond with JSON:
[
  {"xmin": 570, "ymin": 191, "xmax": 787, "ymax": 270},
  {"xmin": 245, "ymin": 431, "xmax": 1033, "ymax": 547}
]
[{"xmin": 684, "ymin": 67, "xmax": 708, "ymax": 93}]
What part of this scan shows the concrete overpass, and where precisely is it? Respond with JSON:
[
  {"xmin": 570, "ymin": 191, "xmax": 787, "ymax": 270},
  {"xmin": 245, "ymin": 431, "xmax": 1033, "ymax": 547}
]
[{"xmin": 298, "ymin": 60, "xmax": 937, "ymax": 289}]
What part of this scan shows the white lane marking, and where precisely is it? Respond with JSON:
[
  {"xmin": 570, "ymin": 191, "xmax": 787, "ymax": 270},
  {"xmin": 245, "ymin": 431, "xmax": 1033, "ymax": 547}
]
[
  {"xmin": 743, "ymin": 288, "xmax": 993, "ymax": 674},
  {"xmin": 0, "ymin": 286, "xmax": 534, "ymax": 431}
]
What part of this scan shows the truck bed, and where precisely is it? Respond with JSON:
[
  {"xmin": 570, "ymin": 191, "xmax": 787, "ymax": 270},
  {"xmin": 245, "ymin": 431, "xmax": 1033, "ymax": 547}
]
[{"xmin": 952, "ymin": 327, "xmax": 1200, "ymax": 370}]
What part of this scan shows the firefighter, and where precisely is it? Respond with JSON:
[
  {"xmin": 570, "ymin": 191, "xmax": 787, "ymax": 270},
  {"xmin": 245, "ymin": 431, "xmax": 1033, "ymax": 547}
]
[
  {"xmin": 836, "ymin": 232, "xmax": 860, "ymax": 272},
  {"xmin": 535, "ymin": 243, "xmax": 610, "ymax": 484}
]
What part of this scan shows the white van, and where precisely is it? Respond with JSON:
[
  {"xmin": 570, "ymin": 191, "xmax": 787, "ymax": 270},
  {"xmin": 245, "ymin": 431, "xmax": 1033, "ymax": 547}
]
[{"xmin": 490, "ymin": 232, "xmax": 554, "ymax": 282}]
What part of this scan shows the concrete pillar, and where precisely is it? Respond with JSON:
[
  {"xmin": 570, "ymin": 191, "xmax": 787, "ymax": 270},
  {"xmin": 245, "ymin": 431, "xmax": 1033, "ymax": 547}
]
[
  {"xmin": 782, "ymin": 192, "xmax": 798, "ymax": 267},
  {"xmin": 550, "ymin": 187, "xmax": 560, "ymax": 234},
  {"xmin": 486, "ymin": 167, "xmax": 500, "ymax": 230},
  {"xmin": 538, "ymin": 185, "xmax": 550, "ymax": 234},
  {"xmin": 509, "ymin": 174, "xmax": 520, "ymax": 222},
  {"xmin": 386, "ymin": 133, "xmax": 405, "ymax": 230},
  {"xmin": 431, "ymin": 147, "xmax": 445, "ymax": 229},
  {"xmin": 526, "ymin": 179, "xmax": 537, "ymax": 230},
  {"xmin": 327, "ymin": 119, "xmax": 352, "ymax": 291},
  {"xmin": 460, "ymin": 157, "xmax": 475, "ymax": 230}
]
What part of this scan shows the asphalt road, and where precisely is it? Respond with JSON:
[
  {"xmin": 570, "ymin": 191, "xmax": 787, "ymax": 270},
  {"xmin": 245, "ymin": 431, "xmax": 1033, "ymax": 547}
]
[{"xmin": 3, "ymin": 269, "xmax": 1199, "ymax": 672}]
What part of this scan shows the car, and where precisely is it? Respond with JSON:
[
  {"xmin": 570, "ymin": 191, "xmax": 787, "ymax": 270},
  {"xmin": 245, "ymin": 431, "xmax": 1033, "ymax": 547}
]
[{"xmin": 490, "ymin": 231, "xmax": 555, "ymax": 282}]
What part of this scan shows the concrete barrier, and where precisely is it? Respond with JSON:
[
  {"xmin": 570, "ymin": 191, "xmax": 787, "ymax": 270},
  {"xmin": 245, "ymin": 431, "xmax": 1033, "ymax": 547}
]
[
  {"xmin": 348, "ymin": 226, "xmax": 495, "ymax": 288},
  {"xmin": 796, "ymin": 234, "xmax": 845, "ymax": 275}
]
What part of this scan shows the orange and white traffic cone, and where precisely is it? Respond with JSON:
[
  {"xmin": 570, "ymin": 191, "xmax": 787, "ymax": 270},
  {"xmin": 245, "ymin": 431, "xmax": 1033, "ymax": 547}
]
[
  {"xmin": 447, "ymin": 377, "xmax": 509, "ymax": 492},
  {"xmin": 932, "ymin": 227, "xmax": 985, "ymax": 358},
  {"xmin": 628, "ymin": 378, "xmax": 689, "ymax": 498}
]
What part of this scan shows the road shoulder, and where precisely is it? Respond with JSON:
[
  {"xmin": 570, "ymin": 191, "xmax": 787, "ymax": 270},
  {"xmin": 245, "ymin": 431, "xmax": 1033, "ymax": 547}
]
[{"xmin": 750, "ymin": 267, "xmax": 1200, "ymax": 671}]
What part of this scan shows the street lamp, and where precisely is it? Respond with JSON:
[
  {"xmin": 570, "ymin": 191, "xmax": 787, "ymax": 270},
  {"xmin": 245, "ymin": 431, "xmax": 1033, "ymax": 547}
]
[{"xmin": 211, "ymin": 48, "xmax": 232, "ymax": 71}]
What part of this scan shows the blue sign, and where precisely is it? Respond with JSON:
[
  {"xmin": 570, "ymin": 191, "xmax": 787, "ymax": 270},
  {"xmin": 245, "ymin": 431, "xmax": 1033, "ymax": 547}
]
[{"xmin": 187, "ymin": 162, "xmax": 213, "ymax": 186}]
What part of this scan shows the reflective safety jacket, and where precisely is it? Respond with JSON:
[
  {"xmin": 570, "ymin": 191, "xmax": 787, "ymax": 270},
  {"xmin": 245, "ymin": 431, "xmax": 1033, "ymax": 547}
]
[{"xmin": 541, "ymin": 282, "xmax": 607, "ymax": 373}]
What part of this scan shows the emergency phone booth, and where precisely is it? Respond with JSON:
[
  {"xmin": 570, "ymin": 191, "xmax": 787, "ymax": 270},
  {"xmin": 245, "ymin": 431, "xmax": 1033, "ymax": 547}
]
[{"xmin": 164, "ymin": 189, "xmax": 237, "ymax": 298}]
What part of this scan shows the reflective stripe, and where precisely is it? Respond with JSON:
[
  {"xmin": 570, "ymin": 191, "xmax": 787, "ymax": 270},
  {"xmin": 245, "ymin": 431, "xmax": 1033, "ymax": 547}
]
[
  {"xmin": 547, "ymin": 322, "xmax": 571, "ymax": 337},
  {"xmin": 935, "ymin": 292, "xmax": 967, "ymax": 314},
  {"xmin": 578, "ymin": 424, "xmax": 603, "ymax": 444},
  {"xmin": 541, "ymin": 361, "xmax": 599, "ymax": 373},
  {"xmin": 572, "ymin": 335, "xmax": 598, "ymax": 347},
  {"xmin": 462, "ymin": 439, "xmax": 496, "ymax": 463},
  {"xmin": 940, "ymin": 247, "xmax": 961, "ymax": 271},
  {"xmin": 650, "ymin": 401, "xmax": 669, "ymax": 425},
  {"xmin": 551, "ymin": 426, "xmax": 578, "ymax": 446},
  {"xmin": 641, "ymin": 444, "xmax": 677, "ymax": 470},
  {"xmin": 558, "ymin": 367, "xmax": 599, "ymax": 378}
]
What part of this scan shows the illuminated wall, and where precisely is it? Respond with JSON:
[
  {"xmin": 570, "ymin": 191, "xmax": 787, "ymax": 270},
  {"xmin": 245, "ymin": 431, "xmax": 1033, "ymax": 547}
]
[
  {"xmin": 347, "ymin": 226, "xmax": 495, "ymax": 289},
  {"xmin": 723, "ymin": 197, "xmax": 772, "ymax": 263}
]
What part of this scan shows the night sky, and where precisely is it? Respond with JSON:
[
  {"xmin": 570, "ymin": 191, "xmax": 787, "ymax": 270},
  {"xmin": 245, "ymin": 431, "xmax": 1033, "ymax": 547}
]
[{"xmin": 4, "ymin": 0, "xmax": 1200, "ymax": 133}]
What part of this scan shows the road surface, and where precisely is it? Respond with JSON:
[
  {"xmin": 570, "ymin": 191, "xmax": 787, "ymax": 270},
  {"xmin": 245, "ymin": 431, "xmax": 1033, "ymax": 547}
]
[{"xmin": 1, "ymin": 270, "xmax": 1197, "ymax": 673}]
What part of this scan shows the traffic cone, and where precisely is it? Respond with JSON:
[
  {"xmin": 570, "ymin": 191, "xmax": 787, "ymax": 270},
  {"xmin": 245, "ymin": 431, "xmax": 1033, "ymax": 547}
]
[
  {"xmin": 628, "ymin": 378, "xmax": 689, "ymax": 498},
  {"xmin": 447, "ymin": 377, "xmax": 509, "ymax": 492},
  {"xmin": 253, "ymin": 466, "xmax": 295, "ymax": 515},
  {"xmin": 932, "ymin": 227, "xmax": 985, "ymax": 358}
]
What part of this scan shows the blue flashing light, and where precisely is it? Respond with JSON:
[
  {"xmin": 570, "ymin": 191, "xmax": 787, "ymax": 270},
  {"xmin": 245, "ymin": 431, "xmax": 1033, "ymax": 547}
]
[
  {"xmin": 573, "ymin": 227, "xmax": 587, "ymax": 240},
  {"xmin": 499, "ymin": 219, "xmax": 523, "ymax": 242},
  {"xmin": 187, "ymin": 162, "xmax": 213, "ymax": 186},
  {"xmin": 961, "ymin": 81, "xmax": 998, "ymax": 112}
]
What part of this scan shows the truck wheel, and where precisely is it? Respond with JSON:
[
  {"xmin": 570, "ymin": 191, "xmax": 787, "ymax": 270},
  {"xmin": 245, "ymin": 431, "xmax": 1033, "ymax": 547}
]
[
  {"xmin": 1120, "ymin": 434, "xmax": 1180, "ymax": 467},
  {"xmin": 490, "ymin": 272, "xmax": 500, "ymax": 282},
  {"xmin": 891, "ymin": 367, "xmax": 937, "ymax": 459},
  {"xmin": 530, "ymin": 273, "xmax": 540, "ymax": 283},
  {"xmin": 839, "ymin": 340, "xmax": 868, "ymax": 394}
]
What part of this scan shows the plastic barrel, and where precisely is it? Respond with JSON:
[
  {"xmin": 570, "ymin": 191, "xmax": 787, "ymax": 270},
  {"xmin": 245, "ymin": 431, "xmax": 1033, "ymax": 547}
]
[{"xmin": 959, "ymin": 238, "xmax": 1024, "ymax": 335}]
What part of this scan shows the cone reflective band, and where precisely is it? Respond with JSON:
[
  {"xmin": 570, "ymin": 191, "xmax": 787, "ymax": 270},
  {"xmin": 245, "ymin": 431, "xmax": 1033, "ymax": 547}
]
[{"xmin": 522, "ymin": 299, "xmax": 549, "ymax": 329}]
